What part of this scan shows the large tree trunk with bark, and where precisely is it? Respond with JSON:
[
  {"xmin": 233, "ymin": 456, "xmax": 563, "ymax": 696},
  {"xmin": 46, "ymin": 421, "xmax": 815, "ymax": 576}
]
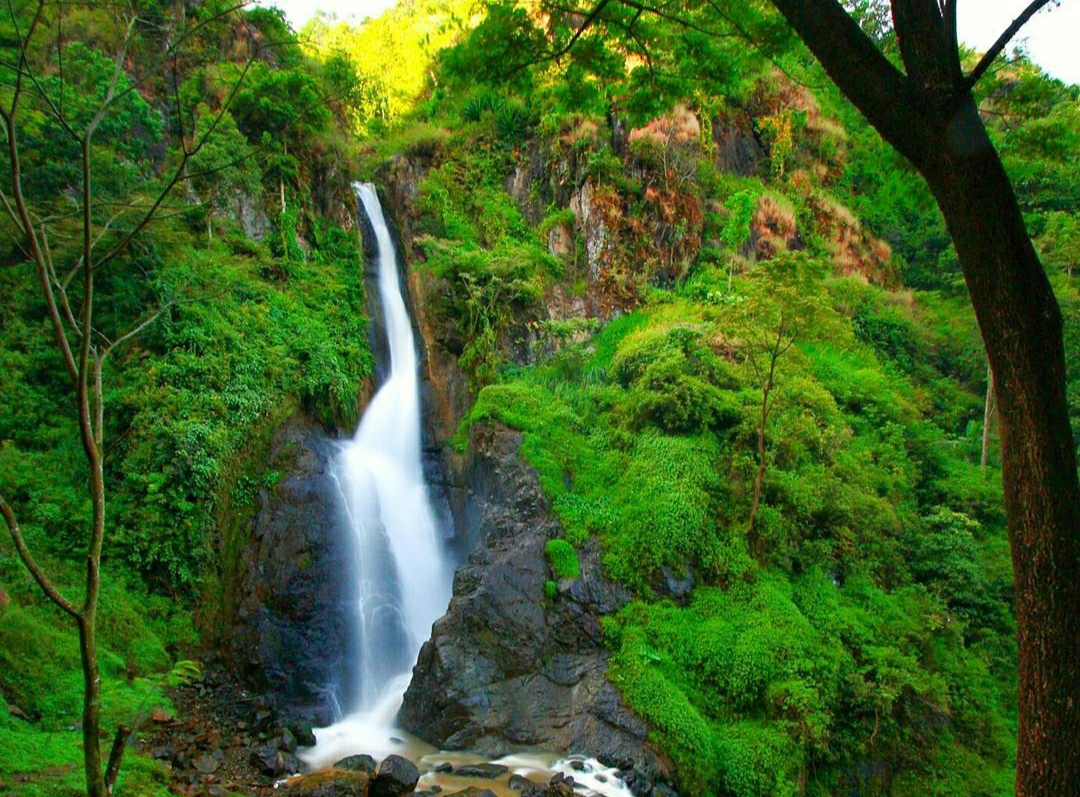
[{"xmin": 922, "ymin": 99, "xmax": 1080, "ymax": 796}]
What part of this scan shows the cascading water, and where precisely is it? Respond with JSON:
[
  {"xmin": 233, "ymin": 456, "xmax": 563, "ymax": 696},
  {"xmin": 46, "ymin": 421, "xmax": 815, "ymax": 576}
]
[
  {"xmin": 299, "ymin": 185, "xmax": 634, "ymax": 797},
  {"xmin": 301, "ymin": 183, "xmax": 453, "ymax": 768}
]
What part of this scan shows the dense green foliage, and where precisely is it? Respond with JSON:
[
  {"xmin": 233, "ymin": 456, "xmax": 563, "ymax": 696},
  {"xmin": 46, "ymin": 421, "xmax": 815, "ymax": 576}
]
[
  {"xmin": 0, "ymin": 2, "xmax": 374, "ymax": 792},
  {"xmin": 400, "ymin": 5, "xmax": 1076, "ymax": 794},
  {"xmin": 1, "ymin": 0, "xmax": 1076, "ymax": 794},
  {"xmin": 466, "ymin": 273, "xmax": 1015, "ymax": 797}
]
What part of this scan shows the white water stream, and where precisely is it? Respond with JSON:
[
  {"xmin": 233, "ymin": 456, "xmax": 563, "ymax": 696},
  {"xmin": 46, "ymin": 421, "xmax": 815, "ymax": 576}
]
[
  {"xmin": 298, "ymin": 184, "xmax": 633, "ymax": 797},
  {"xmin": 302, "ymin": 183, "xmax": 452, "ymax": 768}
]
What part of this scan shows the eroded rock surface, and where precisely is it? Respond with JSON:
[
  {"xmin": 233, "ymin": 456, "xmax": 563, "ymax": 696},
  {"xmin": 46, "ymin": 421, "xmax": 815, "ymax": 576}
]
[{"xmin": 400, "ymin": 422, "xmax": 661, "ymax": 778}]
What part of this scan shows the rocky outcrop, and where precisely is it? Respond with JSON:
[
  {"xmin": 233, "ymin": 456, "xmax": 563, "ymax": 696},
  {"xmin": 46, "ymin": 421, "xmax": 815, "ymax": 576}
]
[
  {"xmin": 225, "ymin": 414, "xmax": 355, "ymax": 725},
  {"xmin": 712, "ymin": 109, "xmax": 765, "ymax": 177},
  {"xmin": 400, "ymin": 422, "xmax": 664, "ymax": 780}
]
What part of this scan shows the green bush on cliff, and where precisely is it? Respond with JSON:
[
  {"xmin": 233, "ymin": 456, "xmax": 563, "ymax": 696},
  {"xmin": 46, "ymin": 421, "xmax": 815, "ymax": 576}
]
[
  {"xmin": 545, "ymin": 539, "xmax": 581, "ymax": 579},
  {"xmin": 466, "ymin": 262, "xmax": 1014, "ymax": 792}
]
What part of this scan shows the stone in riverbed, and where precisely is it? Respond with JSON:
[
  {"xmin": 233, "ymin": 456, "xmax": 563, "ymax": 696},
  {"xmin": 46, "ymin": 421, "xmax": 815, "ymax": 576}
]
[
  {"xmin": 445, "ymin": 790, "xmax": 498, "ymax": 797},
  {"xmin": 280, "ymin": 727, "xmax": 299, "ymax": 752},
  {"xmin": 617, "ymin": 768, "xmax": 651, "ymax": 795},
  {"xmin": 252, "ymin": 708, "xmax": 276, "ymax": 734},
  {"xmin": 453, "ymin": 764, "xmax": 507, "ymax": 779},
  {"xmin": 335, "ymin": 754, "xmax": 377, "ymax": 775},
  {"xmin": 545, "ymin": 776, "xmax": 575, "ymax": 797},
  {"xmin": 193, "ymin": 751, "xmax": 224, "ymax": 775},
  {"xmin": 150, "ymin": 743, "xmax": 177, "ymax": 762},
  {"xmin": 508, "ymin": 774, "xmax": 534, "ymax": 791},
  {"xmin": 292, "ymin": 723, "xmax": 318, "ymax": 747},
  {"xmin": 373, "ymin": 754, "xmax": 420, "ymax": 797},
  {"xmin": 287, "ymin": 770, "xmax": 371, "ymax": 797},
  {"xmin": 433, "ymin": 762, "xmax": 453, "ymax": 774}
]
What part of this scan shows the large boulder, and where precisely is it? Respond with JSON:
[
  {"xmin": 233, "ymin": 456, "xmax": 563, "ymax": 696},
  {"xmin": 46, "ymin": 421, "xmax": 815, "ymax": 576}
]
[
  {"xmin": 400, "ymin": 422, "xmax": 663, "ymax": 779},
  {"xmin": 372, "ymin": 755, "xmax": 420, "ymax": 797},
  {"xmin": 335, "ymin": 754, "xmax": 378, "ymax": 775}
]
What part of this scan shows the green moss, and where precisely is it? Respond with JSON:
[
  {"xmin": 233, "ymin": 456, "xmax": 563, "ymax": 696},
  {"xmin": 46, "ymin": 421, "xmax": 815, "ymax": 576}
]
[
  {"xmin": 545, "ymin": 539, "xmax": 580, "ymax": 580},
  {"xmin": 0, "ymin": 719, "xmax": 171, "ymax": 797},
  {"xmin": 0, "ymin": 566, "xmax": 177, "ymax": 796}
]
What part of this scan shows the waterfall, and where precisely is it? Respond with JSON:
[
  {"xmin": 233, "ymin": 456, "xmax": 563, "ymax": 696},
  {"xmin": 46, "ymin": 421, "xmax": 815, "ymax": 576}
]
[{"xmin": 302, "ymin": 183, "xmax": 453, "ymax": 768}]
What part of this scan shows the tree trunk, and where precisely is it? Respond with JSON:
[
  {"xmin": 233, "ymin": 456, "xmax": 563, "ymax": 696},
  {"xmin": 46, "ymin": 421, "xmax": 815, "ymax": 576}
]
[
  {"xmin": 748, "ymin": 405, "xmax": 767, "ymax": 535},
  {"xmin": 759, "ymin": 4, "xmax": 1079, "ymax": 787},
  {"xmin": 981, "ymin": 360, "xmax": 994, "ymax": 468},
  {"xmin": 923, "ymin": 97, "xmax": 1080, "ymax": 797},
  {"xmin": 78, "ymin": 614, "xmax": 105, "ymax": 797}
]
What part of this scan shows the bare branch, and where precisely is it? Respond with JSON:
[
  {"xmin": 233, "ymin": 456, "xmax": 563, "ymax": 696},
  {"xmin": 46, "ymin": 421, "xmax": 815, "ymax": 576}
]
[
  {"xmin": 1, "ymin": 115, "xmax": 80, "ymax": 383},
  {"xmin": 98, "ymin": 302, "xmax": 172, "ymax": 364},
  {"xmin": 4, "ymin": 0, "xmax": 80, "ymax": 139},
  {"xmin": 965, "ymin": 0, "xmax": 1055, "ymax": 87},
  {"xmin": 769, "ymin": 0, "xmax": 929, "ymax": 166},
  {"xmin": 554, "ymin": 0, "xmax": 613, "ymax": 61},
  {"xmin": 86, "ymin": 15, "xmax": 139, "ymax": 140},
  {"xmin": 93, "ymin": 50, "xmax": 259, "ymax": 272},
  {"xmin": 0, "ymin": 189, "xmax": 30, "ymax": 259},
  {"xmin": 41, "ymin": 225, "xmax": 82, "ymax": 336},
  {"xmin": 98, "ymin": 2, "xmax": 251, "ymax": 116},
  {"xmin": 0, "ymin": 493, "xmax": 80, "ymax": 619}
]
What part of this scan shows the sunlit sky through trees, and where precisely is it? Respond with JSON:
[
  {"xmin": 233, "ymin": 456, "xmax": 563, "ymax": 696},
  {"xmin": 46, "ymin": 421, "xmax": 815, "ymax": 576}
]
[{"xmin": 263, "ymin": 0, "xmax": 1079, "ymax": 84}]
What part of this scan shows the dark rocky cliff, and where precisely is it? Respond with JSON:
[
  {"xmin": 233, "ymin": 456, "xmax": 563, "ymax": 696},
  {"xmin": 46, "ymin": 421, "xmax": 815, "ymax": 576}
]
[
  {"xmin": 399, "ymin": 422, "xmax": 666, "ymax": 779},
  {"xmin": 225, "ymin": 414, "xmax": 355, "ymax": 726}
]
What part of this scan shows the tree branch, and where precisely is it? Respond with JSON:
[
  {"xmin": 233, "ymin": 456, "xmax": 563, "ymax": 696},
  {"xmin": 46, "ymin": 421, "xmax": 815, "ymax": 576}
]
[
  {"xmin": 98, "ymin": 302, "xmax": 172, "ymax": 365},
  {"xmin": 41, "ymin": 224, "xmax": 82, "ymax": 337},
  {"xmin": 964, "ymin": 0, "xmax": 1055, "ymax": 87},
  {"xmin": 890, "ymin": 0, "xmax": 953, "ymax": 87},
  {"xmin": 0, "ymin": 494, "xmax": 80, "ymax": 619},
  {"xmin": 4, "ymin": 0, "xmax": 80, "ymax": 140},
  {"xmin": 92, "ymin": 49, "xmax": 258, "ymax": 272},
  {"xmin": 768, "ymin": 0, "xmax": 929, "ymax": 165},
  {"xmin": 0, "ymin": 114, "xmax": 80, "ymax": 383}
]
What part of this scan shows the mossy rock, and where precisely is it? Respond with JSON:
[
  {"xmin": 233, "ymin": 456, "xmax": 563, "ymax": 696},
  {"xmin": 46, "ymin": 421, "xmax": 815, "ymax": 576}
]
[{"xmin": 286, "ymin": 770, "xmax": 370, "ymax": 796}]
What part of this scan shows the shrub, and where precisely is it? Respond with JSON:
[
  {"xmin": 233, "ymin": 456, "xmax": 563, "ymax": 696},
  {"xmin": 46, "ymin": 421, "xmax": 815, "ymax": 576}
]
[{"xmin": 545, "ymin": 539, "xmax": 581, "ymax": 580}]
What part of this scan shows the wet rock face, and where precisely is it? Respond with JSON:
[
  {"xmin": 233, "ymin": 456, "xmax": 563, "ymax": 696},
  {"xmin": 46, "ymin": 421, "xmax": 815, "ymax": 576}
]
[
  {"xmin": 225, "ymin": 414, "xmax": 353, "ymax": 725},
  {"xmin": 400, "ymin": 422, "xmax": 660, "ymax": 778}
]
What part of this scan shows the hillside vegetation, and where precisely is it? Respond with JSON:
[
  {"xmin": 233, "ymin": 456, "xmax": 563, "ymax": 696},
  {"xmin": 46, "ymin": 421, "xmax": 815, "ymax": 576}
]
[
  {"xmin": 1, "ymin": 0, "xmax": 1077, "ymax": 795},
  {"xmin": 0, "ymin": 4, "xmax": 372, "ymax": 793},
  {"xmin": 381, "ymin": 5, "xmax": 1075, "ymax": 794}
]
